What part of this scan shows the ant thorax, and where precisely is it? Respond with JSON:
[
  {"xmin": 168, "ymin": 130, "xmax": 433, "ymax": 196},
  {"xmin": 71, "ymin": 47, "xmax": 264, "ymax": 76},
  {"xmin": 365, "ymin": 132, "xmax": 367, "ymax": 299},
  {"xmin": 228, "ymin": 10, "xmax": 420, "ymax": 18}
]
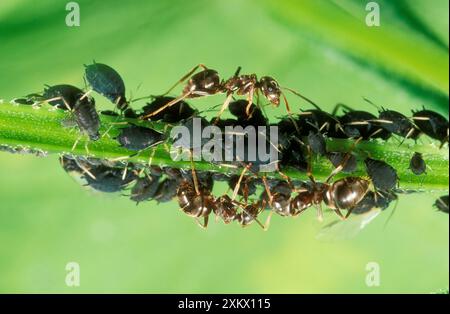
[{"xmin": 223, "ymin": 74, "xmax": 257, "ymax": 95}]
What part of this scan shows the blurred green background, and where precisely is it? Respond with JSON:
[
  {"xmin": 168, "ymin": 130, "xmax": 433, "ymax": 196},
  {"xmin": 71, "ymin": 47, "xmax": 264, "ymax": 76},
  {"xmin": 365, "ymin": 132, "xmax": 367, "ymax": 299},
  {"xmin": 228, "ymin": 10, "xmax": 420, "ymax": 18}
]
[{"xmin": 0, "ymin": 0, "xmax": 448, "ymax": 293}]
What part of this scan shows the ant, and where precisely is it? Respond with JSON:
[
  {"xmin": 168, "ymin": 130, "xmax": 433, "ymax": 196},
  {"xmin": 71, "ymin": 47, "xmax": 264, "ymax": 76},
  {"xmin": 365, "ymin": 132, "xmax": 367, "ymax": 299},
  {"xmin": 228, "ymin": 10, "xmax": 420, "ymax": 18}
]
[
  {"xmin": 266, "ymin": 138, "xmax": 370, "ymax": 224},
  {"xmin": 140, "ymin": 64, "xmax": 316, "ymax": 127}
]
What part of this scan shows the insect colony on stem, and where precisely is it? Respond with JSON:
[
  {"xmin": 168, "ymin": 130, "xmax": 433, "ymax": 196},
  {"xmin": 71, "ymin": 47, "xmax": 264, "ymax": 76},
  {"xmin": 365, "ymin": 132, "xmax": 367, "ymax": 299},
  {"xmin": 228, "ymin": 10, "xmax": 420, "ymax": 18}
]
[{"xmin": 9, "ymin": 62, "xmax": 449, "ymax": 235}]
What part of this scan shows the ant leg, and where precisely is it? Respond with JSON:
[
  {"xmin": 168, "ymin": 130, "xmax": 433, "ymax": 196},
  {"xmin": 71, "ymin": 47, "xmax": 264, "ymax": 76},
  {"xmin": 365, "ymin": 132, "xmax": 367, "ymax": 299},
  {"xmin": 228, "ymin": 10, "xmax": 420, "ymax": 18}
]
[
  {"xmin": 325, "ymin": 137, "xmax": 362, "ymax": 183},
  {"xmin": 163, "ymin": 63, "xmax": 208, "ymax": 96},
  {"xmin": 189, "ymin": 150, "xmax": 200, "ymax": 195},
  {"xmin": 281, "ymin": 93, "xmax": 300, "ymax": 133},
  {"xmin": 245, "ymin": 86, "xmax": 255, "ymax": 117},
  {"xmin": 231, "ymin": 164, "xmax": 250, "ymax": 201},
  {"xmin": 213, "ymin": 93, "xmax": 234, "ymax": 125},
  {"xmin": 194, "ymin": 216, "xmax": 209, "ymax": 230},
  {"xmin": 140, "ymin": 91, "xmax": 192, "ymax": 119},
  {"xmin": 316, "ymin": 203, "xmax": 324, "ymax": 222}
]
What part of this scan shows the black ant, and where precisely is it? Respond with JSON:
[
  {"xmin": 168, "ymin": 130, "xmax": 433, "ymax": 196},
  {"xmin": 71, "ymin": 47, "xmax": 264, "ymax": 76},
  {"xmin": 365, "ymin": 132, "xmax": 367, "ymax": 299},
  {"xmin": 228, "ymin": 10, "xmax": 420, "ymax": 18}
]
[
  {"xmin": 140, "ymin": 64, "xmax": 315, "ymax": 126},
  {"xmin": 269, "ymin": 138, "xmax": 369, "ymax": 223}
]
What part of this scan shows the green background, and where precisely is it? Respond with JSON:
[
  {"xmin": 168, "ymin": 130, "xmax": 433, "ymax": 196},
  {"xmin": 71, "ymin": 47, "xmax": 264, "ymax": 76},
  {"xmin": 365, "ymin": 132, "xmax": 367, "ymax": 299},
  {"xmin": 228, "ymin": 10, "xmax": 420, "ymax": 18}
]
[{"xmin": 0, "ymin": 0, "xmax": 448, "ymax": 293}]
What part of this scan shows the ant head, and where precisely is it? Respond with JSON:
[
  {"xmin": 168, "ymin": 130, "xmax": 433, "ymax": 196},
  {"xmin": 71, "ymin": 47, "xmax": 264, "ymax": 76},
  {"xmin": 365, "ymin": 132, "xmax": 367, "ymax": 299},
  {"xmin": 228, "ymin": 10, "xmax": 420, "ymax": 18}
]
[
  {"xmin": 185, "ymin": 69, "xmax": 221, "ymax": 95},
  {"xmin": 259, "ymin": 76, "xmax": 281, "ymax": 106}
]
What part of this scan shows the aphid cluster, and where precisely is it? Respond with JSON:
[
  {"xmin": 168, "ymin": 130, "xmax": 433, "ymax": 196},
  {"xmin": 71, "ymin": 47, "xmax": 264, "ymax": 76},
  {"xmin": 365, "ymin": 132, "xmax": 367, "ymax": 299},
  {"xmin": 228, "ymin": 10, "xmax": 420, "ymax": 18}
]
[{"xmin": 9, "ymin": 62, "xmax": 448, "ymax": 233}]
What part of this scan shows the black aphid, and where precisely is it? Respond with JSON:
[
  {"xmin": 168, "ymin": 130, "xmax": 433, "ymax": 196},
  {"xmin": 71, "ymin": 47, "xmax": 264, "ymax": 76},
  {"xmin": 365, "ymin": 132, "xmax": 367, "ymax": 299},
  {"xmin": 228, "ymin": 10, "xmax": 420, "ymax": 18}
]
[
  {"xmin": 11, "ymin": 97, "xmax": 35, "ymax": 105},
  {"xmin": 338, "ymin": 110, "xmax": 390, "ymax": 140},
  {"xmin": 43, "ymin": 84, "xmax": 85, "ymax": 110},
  {"xmin": 297, "ymin": 109, "xmax": 344, "ymax": 138},
  {"xmin": 412, "ymin": 109, "xmax": 449, "ymax": 145},
  {"xmin": 84, "ymin": 62, "xmax": 130, "ymax": 111},
  {"xmin": 228, "ymin": 100, "xmax": 267, "ymax": 126},
  {"xmin": 85, "ymin": 165, "xmax": 137, "ymax": 193},
  {"xmin": 434, "ymin": 195, "xmax": 449, "ymax": 214},
  {"xmin": 73, "ymin": 95, "xmax": 101, "ymax": 141},
  {"xmin": 140, "ymin": 96, "xmax": 195, "ymax": 123},
  {"xmin": 409, "ymin": 152, "xmax": 426, "ymax": 175},
  {"xmin": 130, "ymin": 175, "xmax": 161, "ymax": 204},
  {"xmin": 307, "ymin": 131, "xmax": 327, "ymax": 156},
  {"xmin": 116, "ymin": 124, "xmax": 165, "ymax": 151},
  {"xmin": 326, "ymin": 152, "xmax": 357, "ymax": 173},
  {"xmin": 375, "ymin": 109, "xmax": 421, "ymax": 140},
  {"xmin": 364, "ymin": 157, "xmax": 398, "ymax": 191},
  {"xmin": 351, "ymin": 190, "xmax": 397, "ymax": 215}
]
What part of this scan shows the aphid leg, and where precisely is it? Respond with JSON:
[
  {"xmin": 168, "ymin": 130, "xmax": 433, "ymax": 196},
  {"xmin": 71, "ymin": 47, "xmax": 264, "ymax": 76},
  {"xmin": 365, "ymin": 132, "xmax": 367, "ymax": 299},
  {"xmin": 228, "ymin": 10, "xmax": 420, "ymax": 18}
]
[
  {"xmin": 79, "ymin": 89, "xmax": 93, "ymax": 101},
  {"xmin": 71, "ymin": 135, "xmax": 82, "ymax": 152},
  {"xmin": 84, "ymin": 141, "xmax": 91, "ymax": 156},
  {"xmin": 213, "ymin": 93, "xmax": 234, "ymax": 125},
  {"xmin": 163, "ymin": 64, "xmax": 208, "ymax": 96},
  {"xmin": 122, "ymin": 162, "xmax": 129, "ymax": 181},
  {"xmin": 399, "ymin": 127, "xmax": 416, "ymax": 146}
]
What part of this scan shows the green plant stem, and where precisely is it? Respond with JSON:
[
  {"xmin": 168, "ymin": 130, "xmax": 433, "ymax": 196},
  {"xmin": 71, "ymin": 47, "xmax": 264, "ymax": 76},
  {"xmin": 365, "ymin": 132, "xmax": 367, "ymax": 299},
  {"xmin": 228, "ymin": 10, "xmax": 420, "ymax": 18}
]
[{"xmin": 0, "ymin": 103, "xmax": 448, "ymax": 190}]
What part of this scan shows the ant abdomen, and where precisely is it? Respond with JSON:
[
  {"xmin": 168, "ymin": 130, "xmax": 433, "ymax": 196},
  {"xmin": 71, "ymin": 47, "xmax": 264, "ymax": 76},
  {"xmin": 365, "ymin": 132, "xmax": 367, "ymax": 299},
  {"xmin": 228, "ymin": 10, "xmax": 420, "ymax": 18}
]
[
  {"xmin": 324, "ymin": 177, "xmax": 370, "ymax": 210},
  {"xmin": 183, "ymin": 69, "xmax": 221, "ymax": 97}
]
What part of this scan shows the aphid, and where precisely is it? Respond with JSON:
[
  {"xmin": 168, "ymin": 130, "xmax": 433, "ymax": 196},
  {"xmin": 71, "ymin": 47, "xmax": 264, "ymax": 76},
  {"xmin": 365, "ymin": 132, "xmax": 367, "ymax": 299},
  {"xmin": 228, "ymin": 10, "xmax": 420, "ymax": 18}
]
[
  {"xmin": 0, "ymin": 144, "xmax": 47, "ymax": 157},
  {"xmin": 141, "ymin": 64, "xmax": 313, "ymax": 123},
  {"xmin": 11, "ymin": 97, "xmax": 35, "ymax": 105},
  {"xmin": 297, "ymin": 108, "xmax": 344, "ymax": 138},
  {"xmin": 140, "ymin": 96, "xmax": 195, "ymax": 123},
  {"xmin": 153, "ymin": 178, "xmax": 179, "ymax": 203},
  {"xmin": 434, "ymin": 195, "xmax": 449, "ymax": 214},
  {"xmin": 115, "ymin": 124, "xmax": 165, "ymax": 151},
  {"xmin": 228, "ymin": 99, "xmax": 268, "ymax": 126},
  {"xmin": 72, "ymin": 94, "xmax": 101, "ymax": 141},
  {"xmin": 43, "ymin": 84, "xmax": 85, "ymax": 110},
  {"xmin": 412, "ymin": 108, "xmax": 449, "ymax": 145},
  {"xmin": 85, "ymin": 164, "xmax": 137, "ymax": 193},
  {"xmin": 336, "ymin": 108, "xmax": 391, "ymax": 140},
  {"xmin": 317, "ymin": 190, "xmax": 398, "ymax": 241},
  {"xmin": 409, "ymin": 152, "xmax": 426, "ymax": 175},
  {"xmin": 84, "ymin": 62, "xmax": 132, "ymax": 112},
  {"xmin": 326, "ymin": 152, "xmax": 357, "ymax": 173},
  {"xmin": 60, "ymin": 155, "xmax": 137, "ymax": 193},
  {"xmin": 307, "ymin": 131, "xmax": 327, "ymax": 156},
  {"xmin": 364, "ymin": 157, "xmax": 398, "ymax": 191},
  {"xmin": 130, "ymin": 175, "xmax": 161, "ymax": 204}
]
